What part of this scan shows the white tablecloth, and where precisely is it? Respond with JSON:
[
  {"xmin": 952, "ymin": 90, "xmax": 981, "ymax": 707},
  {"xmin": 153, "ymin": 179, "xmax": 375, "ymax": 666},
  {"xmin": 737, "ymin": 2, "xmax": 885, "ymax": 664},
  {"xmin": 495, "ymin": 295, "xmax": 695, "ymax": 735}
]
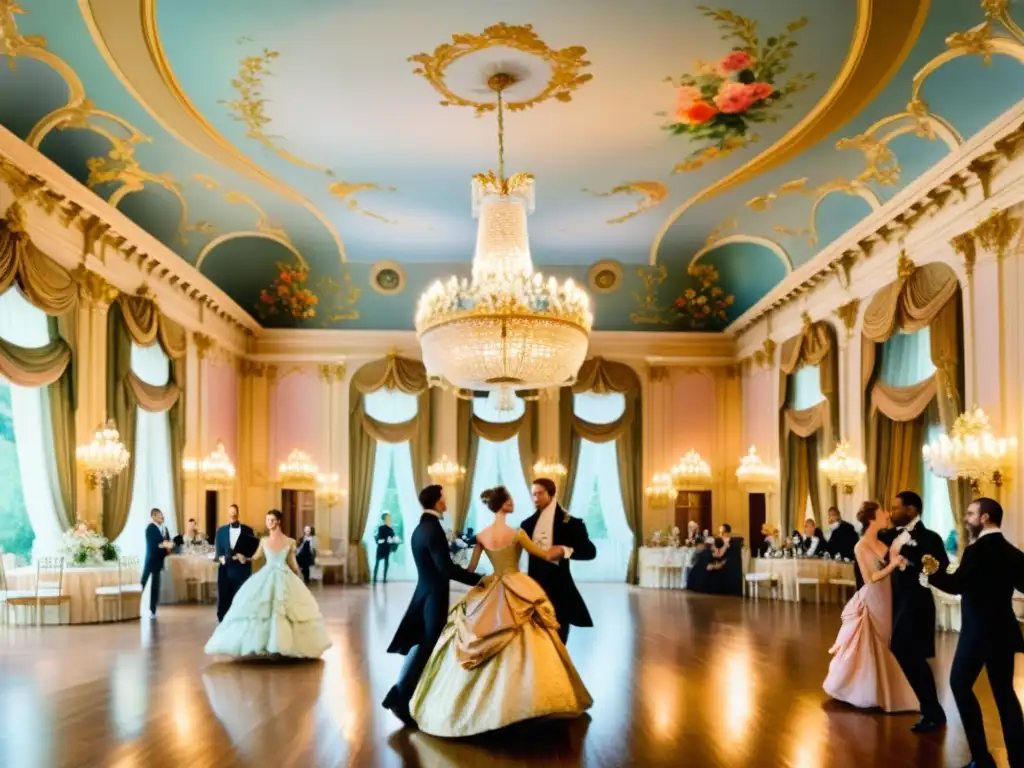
[
  {"xmin": 934, "ymin": 591, "xmax": 1024, "ymax": 632},
  {"xmin": 7, "ymin": 564, "xmax": 140, "ymax": 624},
  {"xmin": 747, "ymin": 558, "xmax": 856, "ymax": 603},
  {"xmin": 160, "ymin": 554, "xmax": 219, "ymax": 604},
  {"xmin": 638, "ymin": 547, "xmax": 695, "ymax": 589}
]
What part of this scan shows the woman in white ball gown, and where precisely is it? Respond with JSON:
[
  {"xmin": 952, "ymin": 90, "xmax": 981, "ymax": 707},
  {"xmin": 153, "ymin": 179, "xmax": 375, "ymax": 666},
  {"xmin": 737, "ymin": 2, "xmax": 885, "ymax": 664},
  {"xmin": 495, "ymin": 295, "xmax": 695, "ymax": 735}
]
[{"xmin": 205, "ymin": 510, "xmax": 331, "ymax": 660}]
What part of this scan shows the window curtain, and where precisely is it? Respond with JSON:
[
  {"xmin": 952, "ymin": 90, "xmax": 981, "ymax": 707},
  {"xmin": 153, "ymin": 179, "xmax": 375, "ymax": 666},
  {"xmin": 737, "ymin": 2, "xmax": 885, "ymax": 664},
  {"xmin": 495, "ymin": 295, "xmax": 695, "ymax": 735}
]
[
  {"xmin": 861, "ymin": 261, "xmax": 968, "ymax": 538},
  {"xmin": 778, "ymin": 320, "xmax": 839, "ymax": 533},
  {"xmin": 559, "ymin": 358, "xmax": 642, "ymax": 584},
  {"xmin": 103, "ymin": 296, "xmax": 186, "ymax": 541},
  {"xmin": 347, "ymin": 355, "xmax": 431, "ymax": 583}
]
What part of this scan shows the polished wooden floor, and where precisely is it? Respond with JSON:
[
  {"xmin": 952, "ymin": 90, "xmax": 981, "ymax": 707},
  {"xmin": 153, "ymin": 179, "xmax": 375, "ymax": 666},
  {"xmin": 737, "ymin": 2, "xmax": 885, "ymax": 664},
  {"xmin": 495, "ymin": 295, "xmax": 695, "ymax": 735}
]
[{"xmin": 1, "ymin": 584, "xmax": 1021, "ymax": 768}]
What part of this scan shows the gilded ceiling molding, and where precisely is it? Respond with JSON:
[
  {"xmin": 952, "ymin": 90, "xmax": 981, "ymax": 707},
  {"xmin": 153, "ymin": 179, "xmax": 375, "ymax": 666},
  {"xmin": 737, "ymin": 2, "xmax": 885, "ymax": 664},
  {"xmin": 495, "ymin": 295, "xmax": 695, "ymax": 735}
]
[
  {"xmin": 690, "ymin": 234, "xmax": 793, "ymax": 274},
  {"xmin": 192, "ymin": 332, "xmax": 215, "ymax": 360},
  {"xmin": 649, "ymin": 0, "xmax": 930, "ymax": 264},
  {"xmin": 71, "ymin": 265, "xmax": 119, "ymax": 308},
  {"xmin": 77, "ymin": 0, "xmax": 352, "ymax": 264},
  {"xmin": 951, "ymin": 206, "xmax": 1023, "ymax": 272},
  {"xmin": 583, "ymin": 182, "xmax": 668, "ymax": 225},
  {"xmin": 318, "ymin": 363, "xmax": 347, "ymax": 382},
  {"xmin": 833, "ymin": 299, "xmax": 861, "ymax": 338}
]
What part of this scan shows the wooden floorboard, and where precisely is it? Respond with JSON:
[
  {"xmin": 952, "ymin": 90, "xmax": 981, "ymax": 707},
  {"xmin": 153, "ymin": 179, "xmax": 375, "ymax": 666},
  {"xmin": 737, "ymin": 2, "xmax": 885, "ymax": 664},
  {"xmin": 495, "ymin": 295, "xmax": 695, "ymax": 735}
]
[{"xmin": 1, "ymin": 584, "xmax": 1021, "ymax": 767}]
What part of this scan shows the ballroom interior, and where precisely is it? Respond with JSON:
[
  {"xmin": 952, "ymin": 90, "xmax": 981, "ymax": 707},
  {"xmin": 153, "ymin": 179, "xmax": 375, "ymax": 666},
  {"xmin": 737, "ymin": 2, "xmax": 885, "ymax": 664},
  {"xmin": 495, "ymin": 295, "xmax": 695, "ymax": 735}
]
[{"xmin": 2, "ymin": 1, "xmax": 1024, "ymax": 766}]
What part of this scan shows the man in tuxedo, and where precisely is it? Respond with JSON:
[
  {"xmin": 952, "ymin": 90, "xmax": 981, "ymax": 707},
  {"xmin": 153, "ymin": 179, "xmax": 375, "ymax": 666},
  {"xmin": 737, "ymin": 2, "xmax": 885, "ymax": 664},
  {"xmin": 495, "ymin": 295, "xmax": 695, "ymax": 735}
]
[
  {"xmin": 140, "ymin": 508, "xmax": 173, "ymax": 618},
  {"xmin": 885, "ymin": 489, "xmax": 949, "ymax": 733},
  {"xmin": 214, "ymin": 504, "xmax": 255, "ymax": 622},
  {"xmin": 825, "ymin": 506, "xmax": 858, "ymax": 561},
  {"xmin": 296, "ymin": 525, "xmax": 316, "ymax": 584},
  {"xmin": 921, "ymin": 498, "xmax": 1024, "ymax": 768},
  {"xmin": 383, "ymin": 485, "xmax": 481, "ymax": 728},
  {"xmin": 374, "ymin": 512, "xmax": 395, "ymax": 584},
  {"xmin": 800, "ymin": 518, "xmax": 826, "ymax": 556},
  {"xmin": 520, "ymin": 478, "xmax": 596, "ymax": 644}
]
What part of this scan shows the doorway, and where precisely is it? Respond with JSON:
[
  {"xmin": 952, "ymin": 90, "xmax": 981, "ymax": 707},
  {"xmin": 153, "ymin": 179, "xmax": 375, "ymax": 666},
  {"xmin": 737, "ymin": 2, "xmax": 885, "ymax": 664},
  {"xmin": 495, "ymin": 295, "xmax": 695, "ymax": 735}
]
[
  {"xmin": 281, "ymin": 489, "xmax": 316, "ymax": 539},
  {"xmin": 747, "ymin": 493, "xmax": 767, "ymax": 554},
  {"xmin": 675, "ymin": 490, "xmax": 712, "ymax": 535},
  {"xmin": 204, "ymin": 490, "xmax": 219, "ymax": 543}
]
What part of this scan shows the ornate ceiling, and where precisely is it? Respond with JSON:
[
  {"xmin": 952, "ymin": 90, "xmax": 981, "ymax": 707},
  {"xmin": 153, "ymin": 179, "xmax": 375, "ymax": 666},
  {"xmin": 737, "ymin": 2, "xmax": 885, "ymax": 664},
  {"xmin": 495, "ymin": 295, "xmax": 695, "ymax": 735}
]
[{"xmin": 1, "ymin": 0, "xmax": 1023, "ymax": 331}]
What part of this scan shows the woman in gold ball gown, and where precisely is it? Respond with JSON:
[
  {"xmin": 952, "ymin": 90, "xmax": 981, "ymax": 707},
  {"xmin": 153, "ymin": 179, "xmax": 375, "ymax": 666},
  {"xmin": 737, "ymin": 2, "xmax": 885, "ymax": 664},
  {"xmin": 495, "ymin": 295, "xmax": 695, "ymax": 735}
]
[{"xmin": 410, "ymin": 485, "xmax": 593, "ymax": 737}]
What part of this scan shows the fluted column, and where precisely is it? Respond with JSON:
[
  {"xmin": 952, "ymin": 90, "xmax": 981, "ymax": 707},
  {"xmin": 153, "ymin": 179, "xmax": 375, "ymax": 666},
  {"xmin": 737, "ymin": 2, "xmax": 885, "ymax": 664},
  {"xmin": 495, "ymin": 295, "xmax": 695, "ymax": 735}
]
[
  {"xmin": 238, "ymin": 362, "xmax": 275, "ymax": 528},
  {"xmin": 316, "ymin": 363, "xmax": 347, "ymax": 546}
]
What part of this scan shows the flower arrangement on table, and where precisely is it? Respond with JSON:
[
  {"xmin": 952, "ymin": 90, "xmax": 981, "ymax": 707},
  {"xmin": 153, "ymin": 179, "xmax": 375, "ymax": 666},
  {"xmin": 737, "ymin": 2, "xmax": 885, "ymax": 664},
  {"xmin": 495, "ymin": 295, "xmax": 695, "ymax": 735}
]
[
  {"xmin": 661, "ymin": 7, "xmax": 815, "ymax": 173},
  {"xmin": 257, "ymin": 262, "xmax": 319, "ymax": 320},
  {"xmin": 60, "ymin": 526, "xmax": 118, "ymax": 566}
]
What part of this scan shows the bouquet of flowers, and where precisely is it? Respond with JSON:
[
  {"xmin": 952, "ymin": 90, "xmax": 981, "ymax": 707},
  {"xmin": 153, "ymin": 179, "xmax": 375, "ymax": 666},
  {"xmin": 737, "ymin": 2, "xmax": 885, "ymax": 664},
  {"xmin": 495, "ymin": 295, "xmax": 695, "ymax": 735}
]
[
  {"xmin": 60, "ymin": 526, "xmax": 118, "ymax": 566},
  {"xmin": 257, "ymin": 262, "xmax": 319, "ymax": 320}
]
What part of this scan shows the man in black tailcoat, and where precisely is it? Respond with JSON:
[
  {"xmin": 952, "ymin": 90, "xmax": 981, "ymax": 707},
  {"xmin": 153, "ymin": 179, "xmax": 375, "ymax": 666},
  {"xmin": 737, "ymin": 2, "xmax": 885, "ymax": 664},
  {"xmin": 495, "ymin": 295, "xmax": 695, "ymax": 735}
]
[
  {"xmin": 883, "ymin": 490, "xmax": 949, "ymax": 733},
  {"xmin": 141, "ymin": 508, "xmax": 174, "ymax": 619},
  {"xmin": 214, "ymin": 504, "xmax": 256, "ymax": 622},
  {"xmin": 922, "ymin": 497, "xmax": 1024, "ymax": 768},
  {"xmin": 383, "ymin": 485, "xmax": 481, "ymax": 729},
  {"xmin": 520, "ymin": 478, "xmax": 596, "ymax": 644},
  {"xmin": 825, "ymin": 506, "xmax": 859, "ymax": 562}
]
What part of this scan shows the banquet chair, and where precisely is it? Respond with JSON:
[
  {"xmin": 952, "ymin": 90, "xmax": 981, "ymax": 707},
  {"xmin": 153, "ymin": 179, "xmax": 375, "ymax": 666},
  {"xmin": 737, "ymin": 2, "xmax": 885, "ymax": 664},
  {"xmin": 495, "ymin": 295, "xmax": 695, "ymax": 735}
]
[
  {"xmin": 744, "ymin": 571, "xmax": 778, "ymax": 600},
  {"xmin": 828, "ymin": 577, "xmax": 857, "ymax": 603},
  {"xmin": 19, "ymin": 557, "xmax": 70, "ymax": 626},
  {"xmin": 95, "ymin": 556, "xmax": 143, "ymax": 622},
  {"xmin": 794, "ymin": 559, "xmax": 823, "ymax": 604},
  {"xmin": 0, "ymin": 556, "xmax": 37, "ymax": 626}
]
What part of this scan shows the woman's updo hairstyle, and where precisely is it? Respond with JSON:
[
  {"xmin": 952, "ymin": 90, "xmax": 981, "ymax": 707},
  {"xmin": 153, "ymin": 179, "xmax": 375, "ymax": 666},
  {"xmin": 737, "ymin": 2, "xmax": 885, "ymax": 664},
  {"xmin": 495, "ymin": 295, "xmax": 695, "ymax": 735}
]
[
  {"xmin": 856, "ymin": 500, "xmax": 880, "ymax": 527},
  {"xmin": 480, "ymin": 485, "xmax": 510, "ymax": 513}
]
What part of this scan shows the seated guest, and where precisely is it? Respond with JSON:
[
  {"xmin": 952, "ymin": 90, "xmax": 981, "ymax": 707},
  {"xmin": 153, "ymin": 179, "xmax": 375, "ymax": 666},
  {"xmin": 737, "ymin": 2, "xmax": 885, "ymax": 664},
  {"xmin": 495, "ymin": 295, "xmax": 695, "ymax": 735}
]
[
  {"xmin": 789, "ymin": 530, "xmax": 804, "ymax": 550},
  {"xmin": 800, "ymin": 519, "xmax": 825, "ymax": 556},
  {"xmin": 688, "ymin": 524, "xmax": 743, "ymax": 596},
  {"xmin": 684, "ymin": 520, "xmax": 701, "ymax": 546},
  {"xmin": 824, "ymin": 506, "xmax": 858, "ymax": 561},
  {"xmin": 179, "ymin": 518, "xmax": 206, "ymax": 547}
]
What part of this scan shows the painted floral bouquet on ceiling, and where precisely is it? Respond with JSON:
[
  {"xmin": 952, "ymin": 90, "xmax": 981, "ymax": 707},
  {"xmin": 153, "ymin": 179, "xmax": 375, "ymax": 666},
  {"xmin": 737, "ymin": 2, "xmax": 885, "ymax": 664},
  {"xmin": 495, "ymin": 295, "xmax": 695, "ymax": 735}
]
[
  {"xmin": 673, "ymin": 264, "xmax": 734, "ymax": 326},
  {"xmin": 660, "ymin": 7, "xmax": 815, "ymax": 173},
  {"xmin": 258, "ymin": 262, "xmax": 319, "ymax": 320},
  {"xmin": 60, "ymin": 526, "xmax": 118, "ymax": 566}
]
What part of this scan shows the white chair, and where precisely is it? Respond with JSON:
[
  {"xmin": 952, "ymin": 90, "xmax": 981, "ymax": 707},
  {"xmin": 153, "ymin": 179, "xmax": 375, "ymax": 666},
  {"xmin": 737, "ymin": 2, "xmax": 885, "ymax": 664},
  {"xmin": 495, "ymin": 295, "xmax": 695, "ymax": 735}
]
[
  {"xmin": 744, "ymin": 571, "xmax": 777, "ymax": 600},
  {"xmin": 828, "ymin": 577, "xmax": 857, "ymax": 603},
  {"xmin": 14, "ymin": 557, "xmax": 71, "ymax": 625},
  {"xmin": 95, "ymin": 556, "xmax": 143, "ymax": 622},
  {"xmin": 0, "ymin": 555, "xmax": 36, "ymax": 625},
  {"xmin": 794, "ymin": 560, "xmax": 823, "ymax": 604}
]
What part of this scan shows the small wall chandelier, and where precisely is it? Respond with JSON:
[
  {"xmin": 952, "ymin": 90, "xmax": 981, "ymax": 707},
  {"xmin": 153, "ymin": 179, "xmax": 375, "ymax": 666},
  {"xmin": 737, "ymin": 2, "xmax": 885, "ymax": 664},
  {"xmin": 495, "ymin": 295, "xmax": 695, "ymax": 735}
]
[
  {"xmin": 184, "ymin": 440, "xmax": 236, "ymax": 486},
  {"xmin": 670, "ymin": 450, "xmax": 712, "ymax": 490},
  {"xmin": 77, "ymin": 420, "xmax": 130, "ymax": 489},
  {"xmin": 645, "ymin": 472, "xmax": 676, "ymax": 509},
  {"xmin": 735, "ymin": 446, "xmax": 778, "ymax": 491},
  {"xmin": 923, "ymin": 407, "xmax": 1017, "ymax": 488},
  {"xmin": 533, "ymin": 458, "xmax": 567, "ymax": 481},
  {"xmin": 279, "ymin": 449, "xmax": 319, "ymax": 487},
  {"xmin": 316, "ymin": 473, "xmax": 346, "ymax": 506},
  {"xmin": 819, "ymin": 439, "xmax": 866, "ymax": 494},
  {"xmin": 427, "ymin": 454, "xmax": 466, "ymax": 486}
]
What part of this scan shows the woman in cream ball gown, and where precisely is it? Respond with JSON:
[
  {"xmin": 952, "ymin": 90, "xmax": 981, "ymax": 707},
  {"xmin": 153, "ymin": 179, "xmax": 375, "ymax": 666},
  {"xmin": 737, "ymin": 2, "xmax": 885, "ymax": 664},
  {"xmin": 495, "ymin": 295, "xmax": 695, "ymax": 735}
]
[{"xmin": 410, "ymin": 485, "xmax": 593, "ymax": 737}]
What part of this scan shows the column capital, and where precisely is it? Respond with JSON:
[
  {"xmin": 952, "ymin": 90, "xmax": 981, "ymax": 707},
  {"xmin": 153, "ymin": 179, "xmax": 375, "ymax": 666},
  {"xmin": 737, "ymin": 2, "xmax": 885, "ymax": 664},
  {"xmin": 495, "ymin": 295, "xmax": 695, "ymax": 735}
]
[{"xmin": 71, "ymin": 265, "xmax": 119, "ymax": 310}]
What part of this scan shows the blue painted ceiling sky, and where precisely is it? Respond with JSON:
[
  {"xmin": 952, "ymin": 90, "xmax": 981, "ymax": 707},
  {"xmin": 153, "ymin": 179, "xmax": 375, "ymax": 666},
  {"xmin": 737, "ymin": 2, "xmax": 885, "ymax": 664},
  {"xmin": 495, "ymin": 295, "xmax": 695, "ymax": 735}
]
[{"xmin": 1, "ymin": 0, "xmax": 1023, "ymax": 330}]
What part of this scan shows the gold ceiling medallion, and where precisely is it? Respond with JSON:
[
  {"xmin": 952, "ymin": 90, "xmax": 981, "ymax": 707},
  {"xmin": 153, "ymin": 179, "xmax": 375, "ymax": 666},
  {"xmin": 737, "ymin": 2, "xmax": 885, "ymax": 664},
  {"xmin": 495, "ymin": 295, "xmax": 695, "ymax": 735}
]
[
  {"xmin": 584, "ymin": 182, "xmax": 669, "ymax": 225},
  {"xmin": 408, "ymin": 24, "xmax": 592, "ymax": 116},
  {"xmin": 370, "ymin": 261, "xmax": 406, "ymax": 296},
  {"xmin": 587, "ymin": 260, "xmax": 623, "ymax": 295}
]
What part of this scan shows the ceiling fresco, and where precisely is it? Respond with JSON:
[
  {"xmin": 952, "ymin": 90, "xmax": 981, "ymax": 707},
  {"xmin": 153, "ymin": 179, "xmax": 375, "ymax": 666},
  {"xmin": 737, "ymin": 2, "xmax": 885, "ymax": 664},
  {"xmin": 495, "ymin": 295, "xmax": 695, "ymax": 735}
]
[{"xmin": 1, "ymin": 0, "xmax": 1023, "ymax": 331}]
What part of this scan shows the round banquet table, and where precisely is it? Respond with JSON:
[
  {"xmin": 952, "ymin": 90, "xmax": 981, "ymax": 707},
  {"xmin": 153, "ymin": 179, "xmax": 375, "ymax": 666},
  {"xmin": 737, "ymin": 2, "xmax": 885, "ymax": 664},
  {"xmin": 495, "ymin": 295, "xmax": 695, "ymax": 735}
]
[
  {"xmin": 638, "ymin": 546, "xmax": 695, "ymax": 589},
  {"xmin": 160, "ymin": 554, "xmax": 219, "ymax": 604},
  {"xmin": 747, "ymin": 557, "xmax": 856, "ymax": 603},
  {"xmin": 7, "ymin": 564, "xmax": 140, "ymax": 624}
]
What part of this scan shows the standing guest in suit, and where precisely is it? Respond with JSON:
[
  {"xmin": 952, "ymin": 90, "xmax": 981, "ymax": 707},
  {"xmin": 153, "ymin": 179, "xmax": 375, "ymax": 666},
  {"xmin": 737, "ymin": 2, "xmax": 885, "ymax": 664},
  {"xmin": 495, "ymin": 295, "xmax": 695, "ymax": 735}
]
[
  {"xmin": 921, "ymin": 497, "xmax": 1024, "ymax": 768},
  {"xmin": 801, "ymin": 519, "xmax": 826, "ymax": 556},
  {"xmin": 214, "ymin": 504, "xmax": 255, "ymax": 622},
  {"xmin": 382, "ymin": 485, "xmax": 481, "ymax": 729},
  {"xmin": 885, "ymin": 490, "xmax": 949, "ymax": 733},
  {"xmin": 520, "ymin": 478, "xmax": 597, "ymax": 644},
  {"xmin": 140, "ymin": 509, "xmax": 173, "ymax": 619},
  {"xmin": 374, "ymin": 513, "xmax": 396, "ymax": 584},
  {"xmin": 825, "ymin": 506, "xmax": 859, "ymax": 561},
  {"xmin": 295, "ymin": 525, "xmax": 317, "ymax": 585}
]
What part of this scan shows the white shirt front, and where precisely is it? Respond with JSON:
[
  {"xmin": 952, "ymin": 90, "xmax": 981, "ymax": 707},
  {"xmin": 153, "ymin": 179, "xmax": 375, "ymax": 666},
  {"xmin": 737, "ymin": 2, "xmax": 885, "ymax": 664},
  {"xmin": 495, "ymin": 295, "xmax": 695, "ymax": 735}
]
[
  {"xmin": 531, "ymin": 500, "xmax": 572, "ymax": 559},
  {"xmin": 806, "ymin": 536, "xmax": 821, "ymax": 556},
  {"xmin": 229, "ymin": 525, "xmax": 241, "ymax": 549}
]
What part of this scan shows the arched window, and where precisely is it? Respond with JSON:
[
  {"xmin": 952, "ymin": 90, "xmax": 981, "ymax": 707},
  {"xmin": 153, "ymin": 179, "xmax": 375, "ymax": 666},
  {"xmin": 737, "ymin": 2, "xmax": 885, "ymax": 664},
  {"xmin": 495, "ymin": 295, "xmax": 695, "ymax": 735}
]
[
  {"xmin": 361, "ymin": 388, "xmax": 420, "ymax": 580},
  {"xmin": 568, "ymin": 392, "xmax": 634, "ymax": 581},
  {"xmin": 115, "ymin": 342, "xmax": 179, "ymax": 557},
  {"xmin": 789, "ymin": 365, "xmax": 825, "ymax": 410},
  {"xmin": 0, "ymin": 288, "xmax": 66, "ymax": 560}
]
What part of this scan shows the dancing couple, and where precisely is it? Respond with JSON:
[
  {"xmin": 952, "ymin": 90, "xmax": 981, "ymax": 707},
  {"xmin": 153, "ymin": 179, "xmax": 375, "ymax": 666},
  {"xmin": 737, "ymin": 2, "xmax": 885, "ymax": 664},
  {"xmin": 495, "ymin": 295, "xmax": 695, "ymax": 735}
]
[
  {"xmin": 824, "ymin": 491, "xmax": 1024, "ymax": 768},
  {"xmin": 382, "ymin": 479, "xmax": 596, "ymax": 736}
]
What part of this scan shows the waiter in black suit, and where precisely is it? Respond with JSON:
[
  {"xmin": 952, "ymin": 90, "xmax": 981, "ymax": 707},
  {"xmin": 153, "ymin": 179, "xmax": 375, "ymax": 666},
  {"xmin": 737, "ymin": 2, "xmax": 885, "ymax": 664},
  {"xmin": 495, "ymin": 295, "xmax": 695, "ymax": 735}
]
[
  {"xmin": 922, "ymin": 497, "xmax": 1024, "ymax": 768},
  {"xmin": 383, "ymin": 485, "xmax": 480, "ymax": 729},
  {"xmin": 214, "ymin": 504, "xmax": 255, "ymax": 622},
  {"xmin": 884, "ymin": 490, "xmax": 949, "ymax": 733},
  {"xmin": 141, "ymin": 508, "xmax": 173, "ymax": 618},
  {"xmin": 825, "ymin": 506, "xmax": 859, "ymax": 560},
  {"xmin": 296, "ymin": 525, "xmax": 317, "ymax": 584},
  {"xmin": 520, "ymin": 477, "xmax": 596, "ymax": 644}
]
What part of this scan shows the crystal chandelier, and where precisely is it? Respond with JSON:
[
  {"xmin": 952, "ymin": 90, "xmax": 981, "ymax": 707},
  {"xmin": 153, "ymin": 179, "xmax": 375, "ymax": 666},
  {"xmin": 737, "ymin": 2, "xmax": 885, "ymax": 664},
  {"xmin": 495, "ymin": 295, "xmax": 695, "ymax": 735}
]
[
  {"xmin": 670, "ymin": 450, "xmax": 712, "ymax": 490},
  {"xmin": 77, "ymin": 419, "xmax": 130, "ymax": 489},
  {"xmin": 279, "ymin": 449, "xmax": 319, "ymax": 486},
  {"xmin": 427, "ymin": 455, "xmax": 466, "ymax": 486},
  {"xmin": 316, "ymin": 473, "xmax": 346, "ymax": 506},
  {"xmin": 645, "ymin": 472, "xmax": 676, "ymax": 509},
  {"xmin": 923, "ymin": 407, "xmax": 1016, "ymax": 486},
  {"xmin": 184, "ymin": 440, "xmax": 236, "ymax": 485},
  {"xmin": 735, "ymin": 446, "xmax": 778, "ymax": 491},
  {"xmin": 819, "ymin": 439, "xmax": 866, "ymax": 494},
  {"xmin": 533, "ymin": 458, "xmax": 567, "ymax": 481},
  {"xmin": 415, "ymin": 73, "xmax": 592, "ymax": 405}
]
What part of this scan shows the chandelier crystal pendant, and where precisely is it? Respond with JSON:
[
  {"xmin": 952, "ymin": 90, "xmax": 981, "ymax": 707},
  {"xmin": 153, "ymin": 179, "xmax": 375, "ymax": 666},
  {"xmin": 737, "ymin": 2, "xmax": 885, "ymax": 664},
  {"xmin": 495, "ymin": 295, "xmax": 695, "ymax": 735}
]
[
  {"xmin": 415, "ymin": 73, "xmax": 592, "ymax": 407},
  {"xmin": 77, "ymin": 419, "xmax": 130, "ymax": 489},
  {"xmin": 427, "ymin": 454, "xmax": 466, "ymax": 486},
  {"xmin": 922, "ymin": 406, "xmax": 1017, "ymax": 487},
  {"xmin": 200, "ymin": 440, "xmax": 236, "ymax": 486},
  {"xmin": 279, "ymin": 449, "xmax": 319, "ymax": 487},
  {"xmin": 645, "ymin": 472, "xmax": 676, "ymax": 509},
  {"xmin": 819, "ymin": 439, "xmax": 866, "ymax": 494},
  {"xmin": 533, "ymin": 458, "xmax": 567, "ymax": 481},
  {"xmin": 735, "ymin": 446, "xmax": 779, "ymax": 491},
  {"xmin": 670, "ymin": 450, "xmax": 712, "ymax": 490}
]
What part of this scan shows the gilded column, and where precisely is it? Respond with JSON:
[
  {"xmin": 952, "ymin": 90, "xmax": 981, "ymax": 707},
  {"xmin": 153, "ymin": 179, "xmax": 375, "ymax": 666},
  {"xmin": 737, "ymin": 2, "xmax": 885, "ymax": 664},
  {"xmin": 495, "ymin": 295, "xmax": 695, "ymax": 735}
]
[
  {"xmin": 317, "ymin": 363, "xmax": 347, "ymax": 546},
  {"xmin": 238, "ymin": 361, "xmax": 275, "ymax": 528}
]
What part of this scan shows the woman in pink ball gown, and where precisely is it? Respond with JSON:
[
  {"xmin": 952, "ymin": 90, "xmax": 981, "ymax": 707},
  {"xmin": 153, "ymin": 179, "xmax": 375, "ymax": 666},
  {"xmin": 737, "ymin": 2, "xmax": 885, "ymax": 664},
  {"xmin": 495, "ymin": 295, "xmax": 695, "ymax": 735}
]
[{"xmin": 823, "ymin": 500, "xmax": 919, "ymax": 712}]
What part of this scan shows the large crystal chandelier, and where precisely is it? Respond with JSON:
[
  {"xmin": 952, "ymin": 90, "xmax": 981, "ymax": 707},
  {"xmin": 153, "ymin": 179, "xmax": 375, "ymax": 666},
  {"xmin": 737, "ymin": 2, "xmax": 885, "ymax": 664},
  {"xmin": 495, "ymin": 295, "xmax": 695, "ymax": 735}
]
[
  {"xmin": 670, "ymin": 450, "xmax": 712, "ymax": 490},
  {"xmin": 279, "ymin": 449, "xmax": 319, "ymax": 487},
  {"xmin": 415, "ymin": 73, "xmax": 592, "ymax": 405},
  {"xmin": 923, "ymin": 407, "xmax": 1016, "ymax": 486},
  {"xmin": 819, "ymin": 439, "xmax": 866, "ymax": 494},
  {"xmin": 427, "ymin": 455, "xmax": 466, "ymax": 486},
  {"xmin": 735, "ymin": 446, "xmax": 779, "ymax": 491},
  {"xmin": 645, "ymin": 472, "xmax": 676, "ymax": 509},
  {"xmin": 533, "ymin": 458, "xmax": 567, "ymax": 481},
  {"xmin": 77, "ymin": 419, "xmax": 130, "ymax": 489},
  {"xmin": 316, "ymin": 473, "xmax": 345, "ymax": 506},
  {"xmin": 184, "ymin": 440, "xmax": 236, "ymax": 485}
]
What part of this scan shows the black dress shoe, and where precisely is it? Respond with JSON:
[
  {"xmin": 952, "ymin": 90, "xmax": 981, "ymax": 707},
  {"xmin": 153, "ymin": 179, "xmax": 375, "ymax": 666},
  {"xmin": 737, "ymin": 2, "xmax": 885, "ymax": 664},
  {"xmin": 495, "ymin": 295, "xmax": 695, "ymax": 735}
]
[
  {"xmin": 381, "ymin": 686, "xmax": 417, "ymax": 729},
  {"xmin": 911, "ymin": 716, "xmax": 946, "ymax": 733}
]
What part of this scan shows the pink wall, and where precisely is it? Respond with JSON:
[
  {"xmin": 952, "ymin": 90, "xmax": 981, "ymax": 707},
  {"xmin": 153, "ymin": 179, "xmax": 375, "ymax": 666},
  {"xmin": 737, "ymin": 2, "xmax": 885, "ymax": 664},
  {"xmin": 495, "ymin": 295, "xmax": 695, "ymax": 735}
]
[
  {"xmin": 669, "ymin": 371, "xmax": 716, "ymax": 461},
  {"xmin": 271, "ymin": 371, "xmax": 322, "ymax": 467},
  {"xmin": 205, "ymin": 358, "xmax": 238, "ymax": 460},
  {"xmin": 742, "ymin": 366, "xmax": 777, "ymax": 459}
]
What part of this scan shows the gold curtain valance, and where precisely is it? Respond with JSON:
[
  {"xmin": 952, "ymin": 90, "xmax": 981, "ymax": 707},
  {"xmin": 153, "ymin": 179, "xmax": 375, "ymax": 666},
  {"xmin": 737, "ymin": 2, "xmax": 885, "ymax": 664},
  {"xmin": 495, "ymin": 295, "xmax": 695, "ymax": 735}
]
[
  {"xmin": 117, "ymin": 295, "xmax": 187, "ymax": 359},
  {"xmin": 352, "ymin": 354, "xmax": 428, "ymax": 395},
  {"xmin": 862, "ymin": 262, "xmax": 959, "ymax": 342},
  {"xmin": 362, "ymin": 412, "xmax": 418, "ymax": 444},
  {"xmin": 783, "ymin": 401, "xmax": 828, "ymax": 438},
  {"xmin": 0, "ymin": 216, "xmax": 78, "ymax": 316},
  {"xmin": 126, "ymin": 372, "xmax": 181, "ymax": 412},
  {"xmin": 572, "ymin": 396, "xmax": 636, "ymax": 443},
  {"xmin": 472, "ymin": 410, "xmax": 527, "ymax": 442},
  {"xmin": 571, "ymin": 356, "xmax": 641, "ymax": 395},
  {"xmin": 871, "ymin": 377, "xmax": 937, "ymax": 422},
  {"xmin": 0, "ymin": 336, "xmax": 70, "ymax": 387},
  {"xmin": 779, "ymin": 320, "xmax": 833, "ymax": 376}
]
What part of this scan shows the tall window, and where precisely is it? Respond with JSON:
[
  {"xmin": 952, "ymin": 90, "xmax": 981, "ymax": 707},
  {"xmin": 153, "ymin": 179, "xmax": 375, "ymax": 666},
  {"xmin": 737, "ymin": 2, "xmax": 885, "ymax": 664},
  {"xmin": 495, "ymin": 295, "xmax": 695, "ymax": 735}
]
[
  {"xmin": 568, "ymin": 392, "xmax": 634, "ymax": 581},
  {"xmin": 0, "ymin": 379, "xmax": 32, "ymax": 560},
  {"xmin": 361, "ymin": 388, "xmax": 420, "ymax": 581},
  {"xmin": 789, "ymin": 365, "xmax": 825, "ymax": 410}
]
